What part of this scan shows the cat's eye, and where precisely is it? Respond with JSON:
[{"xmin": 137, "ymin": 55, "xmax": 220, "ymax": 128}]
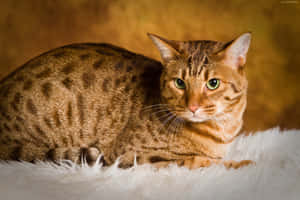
[
  {"xmin": 174, "ymin": 78, "xmax": 186, "ymax": 89},
  {"xmin": 206, "ymin": 78, "xmax": 220, "ymax": 90}
]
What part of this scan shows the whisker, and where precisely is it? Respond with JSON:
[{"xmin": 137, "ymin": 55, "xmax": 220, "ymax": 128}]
[
  {"xmin": 157, "ymin": 113, "xmax": 176, "ymax": 134},
  {"xmin": 165, "ymin": 116, "xmax": 178, "ymax": 144},
  {"xmin": 149, "ymin": 109, "xmax": 171, "ymax": 116},
  {"xmin": 156, "ymin": 111, "xmax": 174, "ymax": 122},
  {"xmin": 171, "ymin": 117, "xmax": 181, "ymax": 143},
  {"xmin": 141, "ymin": 104, "xmax": 169, "ymax": 111}
]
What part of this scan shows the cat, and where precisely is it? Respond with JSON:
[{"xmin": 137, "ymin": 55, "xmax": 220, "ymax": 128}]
[{"xmin": 0, "ymin": 33, "xmax": 252, "ymax": 169}]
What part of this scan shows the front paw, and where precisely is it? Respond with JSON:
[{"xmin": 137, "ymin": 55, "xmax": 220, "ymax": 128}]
[
  {"xmin": 179, "ymin": 157, "xmax": 216, "ymax": 169},
  {"xmin": 47, "ymin": 147, "xmax": 101, "ymax": 165},
  {"xmin": 81, "ymin": 147, "xmax": 101, "ymax": 165},
  {"xmin": 223, "ymin": 160, "xmax": 255, "ymax": 169}
]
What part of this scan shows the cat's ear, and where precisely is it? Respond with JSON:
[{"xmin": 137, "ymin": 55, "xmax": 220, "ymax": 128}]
[
  {"xmin": 218, "ymin": 33, "xmax": 251, "ymax": 69},
  {"xmin": 147, "ymin": 33, "xmax": 180, "ymax": 64}
]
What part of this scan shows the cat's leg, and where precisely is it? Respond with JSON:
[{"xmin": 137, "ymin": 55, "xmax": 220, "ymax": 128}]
[
  {"xmin": 222, "ymin": 160, "xmax": 255, "ymax": 169},
  {"xmin": 46, "ymin": 147, "xmax": 101, "ymax": 165},
  {"xmin": 179, "ymin": 157, "xmax": 255, "ymax": 169},
  {"xmin": 178, "ymin": 157, "xmax": 220, "ymax": 169}
]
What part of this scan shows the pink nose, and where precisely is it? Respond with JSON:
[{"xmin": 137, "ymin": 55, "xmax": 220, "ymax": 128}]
[{"xmin": 188, "ymin": 105, "xmax": 199, "ymax": 113}]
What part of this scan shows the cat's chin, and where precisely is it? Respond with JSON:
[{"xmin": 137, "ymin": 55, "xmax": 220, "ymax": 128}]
[{"xmin": 186, "ymin": 117, "xmax": 208, "ymax": 123}]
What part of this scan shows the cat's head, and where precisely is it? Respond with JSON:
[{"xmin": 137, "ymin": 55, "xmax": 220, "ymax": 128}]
[{"xmin": 148, "ymin": 33, "xmax": 251, "ymax": 123}]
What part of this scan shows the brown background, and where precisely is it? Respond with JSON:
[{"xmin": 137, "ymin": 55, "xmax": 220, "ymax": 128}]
[{"xmin": 0, "ymin": 0, "xmax": 299, "ymax": 132}]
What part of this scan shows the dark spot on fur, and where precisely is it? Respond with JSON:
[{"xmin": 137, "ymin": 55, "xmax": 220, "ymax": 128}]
[
  {"xmin": 110, "ymin": 96, "xmax": 120, "ymax": 110},
  {"xmin": 120, "ymin": 76, "xmax": 127, "ymax": 83},
  {"xmin": 34, "ymin": 125, "xmax": 45, "ymax": 135},
  {"xmin": 15, "ymin": 76, "xmax": 25, "ymax": 82},
  {"xmin": 126, "ymin": 66, "xmax": 133, "ymax": 72},
  {"xmin": 61, "ymin": 62, "xmax": 75, "ymax": 75},
  {"xmin": 46, "ymin": 149, "xmax": 56, "ymax": 160},
  {"xmin": 93, "ymin": 59, "xmax": 104, "ymax": 70},
  {"xmin": 26, "ymin": 99, "xmax": 38, "ymax": 115},
  {"xmin": 23, "ymin": 80, "xmax": 33, "ymax": 90},
  {"xmin": 230, "ymin": 83, "xmax": 240, "ymax": 93},
  {"xmin": 41, "ymin": 82, "xmax": 53, "ymax": 99},
  {"xmin": 149, "ymin": 156, "xmax": 170, "ymax": 163},
  {"xmin": 122, "ymin": 52, "xmax": 134, "ymax": 59},
  {"xmin": 10, "ymin": 146, "xmax": 22, "ymax": 160},
  {"xmin": 53, "ymin": 51, "xmax": 68, "ymax": 58},
  {"xmin": 203, "ymin": 56, "xmax": 209, "ymax": 65},
  {"xmin": 131, "ymin": 76, "xmax": 137, "ymax": 83},
  {"xmin": 13, "ymin": 123, "xmax": 21, "ymax": 132},
  {"xmin": 141, "ymin": 138, "xmax": 147, "ymax": 144},
  {"xmin": 77, "ymin": 94, "xmax": 85, "ymax": 125},
  {"xmin": 95, "ymin": 49, "xmax": 115, "ymax": 56},
  {"xmin": 106, "ymin": 107, "xmax": 112, "ymax": 116},
  {"xmin": 124, "ymin": 85, "xmax": 131, "ymax": 93},
  {"xmin": 130, "ymin": 93, "xmax": 138, "ymax": 101},
  {"xmin": 146, "ymin": 124, "xmax": 152, "ymax": 133},
  {"xmin": 204, "ymin": 69, "xmax": 209, "ymax": 81},
  {"xmin": 93, "ymin": 108, "xmax": 103, "ymax": 136},
  {"xmin": 30, "ymin": 59, "xmax": 42, "ymax": 69},
  {"xmin": 162, "ymin": 80, "xmax": 166, "ymax": 88},
  {"xmin": 224, "ymin": 96, "xmax": 231, "ymax": 101},
  {"xmin": 115, "ymin": 78, "xmax": 121, "ymax": 88},
  {"xmin": 0, "ymin": 84, "xmax": 12, "ymax": 97},
  {"xmin": 102, "ymin": 78, "xmax": 111, "ymax": 92},
  {"xmin": 10, "ymin": 92, "xmax": 23, "ymax": 112},
  {"xmin": 62, "ymin": 138, "xmax": 69, "ymax": 146},
  {"xmin": 79, "ymin": 54, "xmax": 91, "ymax": 60},
  {"xmin": 53, "ymin": 111, "xmax": 61, "ymax": 127},
  {"xmin": 3, "ymin": 123, "xmax": 11, "ymax": 132},
  {"xmin": 44, "ymin": 117, "xmax": 53, "ymax": 129},
  {"xmin": 79, "ymin": 129, "xmax": 84, "ymax": 139},
  {"xmin": 182, "ymin": 70, "xmax": 186, "ymax": 80},
  {"xmin": 82, "ymin": 72, "xmax": 96, "ymax": 89},
  {"xmin": 62, "ymin": 78, "xmax": 73, "ymax": 90},
  {"xmin": 114, "ymin": 61, "xmax": 124, "ymax": 70},
  {"xmin": 0, "ymin": 105, "xmax": 11, "ymax": 121},
  {"xmin": 67, "ymin": 102, "xmax": 73, "ymax": 126},
  {"xmin": 16, "ymin": 116, "xmax": 25, "ymax": 124},
  {"xmin": 36, "ymin": 68, "xmax": 51, "ymax": 79}
]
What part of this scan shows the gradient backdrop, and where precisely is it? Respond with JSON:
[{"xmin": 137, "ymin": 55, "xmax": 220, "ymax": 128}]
[{"xmin": 0, "ymin": 0, "xmax": 299, "ymax": 132}]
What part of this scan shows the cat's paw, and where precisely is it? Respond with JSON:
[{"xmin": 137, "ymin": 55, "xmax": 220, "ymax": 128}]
[
  {"xmin": 223, "ymin": 160, "xmax": 255, "ymax": 169},
  {"xmin": 81, "ymin": 147, "xmax": 101, "ymax": 165},
  {"xmin": 180, "ymin": 157, "xmax": 216, "ymax": 169},
  {"xmin": 46, "ymin": 147, "xmax": 101, "ymax": 166}
]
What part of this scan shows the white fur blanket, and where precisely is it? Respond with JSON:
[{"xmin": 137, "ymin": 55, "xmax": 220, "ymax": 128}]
[{"xmin": 1, "ymin": 128, "xmax": 300, "ymax": 200}]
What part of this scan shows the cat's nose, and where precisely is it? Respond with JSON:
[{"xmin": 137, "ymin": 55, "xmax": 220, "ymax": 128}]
[{"xmin": 188, "ymin": 105, "xmax": 199, "ymax": 113}]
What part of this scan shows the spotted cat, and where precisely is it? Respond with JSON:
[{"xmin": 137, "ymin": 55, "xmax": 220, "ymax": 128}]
[{"xmin": 0, "ymin": 33, "xmax": 252, "ymax": 169}]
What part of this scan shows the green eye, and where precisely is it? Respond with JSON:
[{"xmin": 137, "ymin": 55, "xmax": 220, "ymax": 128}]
[
  {"xmin": 174, "ymin": 78, "xmax": 186, "ymax": 89},
  {"xmin": 206, "ymin": 78, "xmax": 220, "ymax": 90}
]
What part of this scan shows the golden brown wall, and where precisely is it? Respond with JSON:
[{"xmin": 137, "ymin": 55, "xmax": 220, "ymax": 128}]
[{"xmin": 0, "ymin": 0, "xmax": 299, "ymax": 131}]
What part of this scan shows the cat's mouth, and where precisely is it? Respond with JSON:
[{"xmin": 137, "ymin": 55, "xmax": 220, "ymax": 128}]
[
  {"xmin": 187, "ymin": 116, "xmax": 208, "ymax": 123},
  {"xmin": 180, "ymin": 111, "xmax": 212, "ymax": 123}
]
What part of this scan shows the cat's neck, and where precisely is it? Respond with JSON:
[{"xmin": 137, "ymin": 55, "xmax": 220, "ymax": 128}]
[
  {"xmin": 178, "ymin": 117, "xmax": 242, "ymax": 158},
  {"xmin": 185, "ymin": 116, "xmax": 243, "ymax": 143}
]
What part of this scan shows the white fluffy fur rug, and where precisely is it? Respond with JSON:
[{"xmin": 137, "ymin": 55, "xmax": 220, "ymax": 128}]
[{"xmin": 1, "ymin": 128, "xmax": 300, "ymax": 200}]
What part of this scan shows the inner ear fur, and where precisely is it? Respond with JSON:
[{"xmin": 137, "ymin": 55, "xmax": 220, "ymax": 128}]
[
  {"xmin": 215, "ymin": 33, "xmax": 251, "ymax": 70},
  {"xmin": 148, "ymin": 33, "xmax": 181, "ymax": 64}
]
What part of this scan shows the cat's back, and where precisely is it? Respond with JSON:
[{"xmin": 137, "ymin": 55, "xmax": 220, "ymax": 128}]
[
  {"xmin": 0, "ymin": 43, "xmax": 162, "ymax": 111},
  {"xmin": 0, "ymin": 43, "xmax": 159, "ymax": 87},
  {"xmin": 0, "ymin": 43, "xmax": 162, "ymax": 160}
]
